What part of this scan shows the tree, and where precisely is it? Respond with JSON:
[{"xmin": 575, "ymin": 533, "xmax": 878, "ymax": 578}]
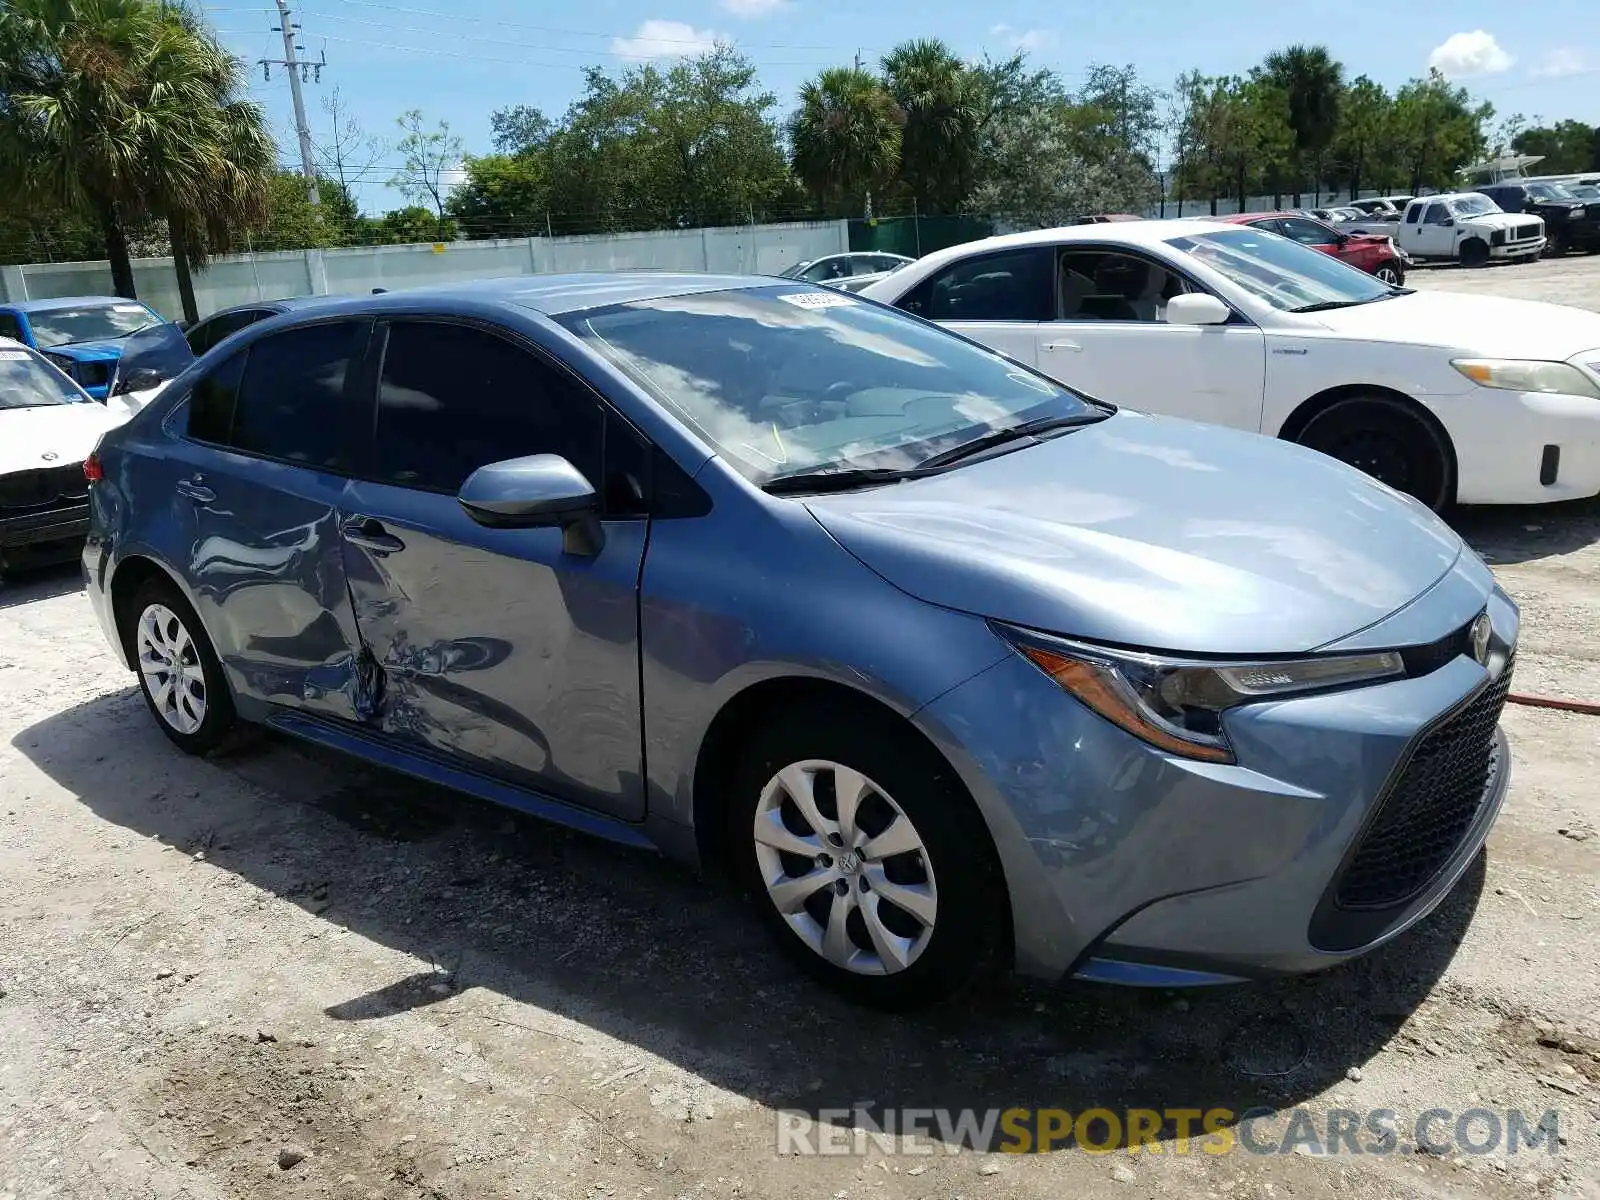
[
  {"xmin": 1164, "ymin": 69, "xmax": 1209, "ymax": 212},
  {"xmin": 448, "ymin": 154, "xmax": 550, "ymax": 239},
  {"xmin": 316, "ymin": 86, "xmax": 385, "ymax": 202},
  {"xmin": 1329, "ymin": 75, "xmax": 1391, "ymax": 198},
  {"xmin": 1076, "ymin": 63, "xmax": 1163, "ymax": 170},
  {"xmin": 249, "ymin": 171, "xmax": 362, "ymax": 250},
  {"xmin": 140, "ymin": 11, "xmax": 276, "ymax": 323},
  {"xmin": 0, "ymin": 0, "xmax": 274, "ymax": 316},
  {"xmin": 391, "ymin": 110, "xmax": 462, "ymax": 238},
  {"xmin": 880, "ymin": 39, "xmax": 982, "ymax": 214},
  {"xmin": 1511, "ymin": 119, "xmax": 1598, "ymax": 175},
  {"xmin": 376, "ymin": 204, "xmax": 456, "ymax": 244},
  {"xmin": 489, "ymin": 104, "xmax": 553, "ymax": 156},
  {"xmin": 1259, "ymin": 45, "xmax": 1344, "ymax": 204},
  {"xmin": 789, "ymin": 66, "xmax": 903, "ymax": 217},
  {"xmin": 1390, "ymin": 70, "xmax": 1491, "ymax": 194}
]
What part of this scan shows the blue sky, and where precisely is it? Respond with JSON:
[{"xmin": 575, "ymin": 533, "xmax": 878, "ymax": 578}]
[{"xmin": 203, "ymin": 0, "xmax": 1600, "ymax": 214}]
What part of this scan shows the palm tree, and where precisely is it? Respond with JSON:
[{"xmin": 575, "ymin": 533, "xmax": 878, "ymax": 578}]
[
  {"xmin": 138, "ymin": 11, "xmax": 274, "ymax": 322},
  {"xmin": 0, "ymin": 0, "xmax": 159, "ymax": 296},
  {"xmin": 0, "ymin": 0, "xmax": 274, "ymax": 314},
  {"xmin": 880, "ymin": 39, "xmax": 981, "ymax": 214},
  {"xmin": 1261, "ymin": 44, "xmax": 1344, "ymax": 206},
  {"xmin": 789, "ymin": 67, "xmax": 902, "ymax": 218}
]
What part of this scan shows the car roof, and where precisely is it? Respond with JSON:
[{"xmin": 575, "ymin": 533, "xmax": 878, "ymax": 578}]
[
  {"xmin": 905, "ymin": 218, "xmax": 1246, "ymax": 264},
  {"xmin": 1210, "ymin": 211, "xmax": 1312, "ymax": 223},
  {"xmin": 201, "ymin": 295, "xmax": 328, "ymax": 319},
  {"xmin": 334, "ymin": 271, "xmax": 785, "ymax": 317},
  {"xmin": 1, "ymin": 295, "xmax": 147, "ymax": 313}
]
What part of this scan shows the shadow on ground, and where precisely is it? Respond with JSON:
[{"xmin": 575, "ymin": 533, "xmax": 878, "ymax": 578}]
[
  {"xmin": 1452, "ymin": 493, "xmax": 1600, "ymax": 565},
  {"xmin": 0, "ymin": 561, "xmax": 84, "ymax": 611},
  {"xmin": 14, "ymin": 687, "xmax": 1483, "ymax": 1152}
]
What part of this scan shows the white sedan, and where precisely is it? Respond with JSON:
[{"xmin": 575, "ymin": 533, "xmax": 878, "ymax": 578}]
[
  {"xmin": 860, "ymin": 219, "xmax": 1600, "ymax": 507},
  {"xmin": 0, "ymin": 338, "xmax": 128, "ymax": 575}
]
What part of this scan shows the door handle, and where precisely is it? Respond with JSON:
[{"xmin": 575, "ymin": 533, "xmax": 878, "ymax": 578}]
[
  {"xmin": 341, "ymin": 516, "xmax": 405, "ymax": 555},
  {"xmin": 1041, "ymin": 340, "xmax": 1082, "ymax": 352},
  {"xmin": 175, "ymin": 475, "xmax": 215, "ymax": 503}
]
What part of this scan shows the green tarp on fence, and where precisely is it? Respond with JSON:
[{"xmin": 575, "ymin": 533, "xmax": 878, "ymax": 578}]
[{"xmin": 848, "ymin": 215, "xmax": 996, "ymax": 258}]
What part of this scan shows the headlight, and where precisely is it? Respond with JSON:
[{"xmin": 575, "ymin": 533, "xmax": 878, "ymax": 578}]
[
  {"xmin": 998, "ymin": 626, "xmax": 1404, "ymax": 763},
  {"xmin": 1451, "ymin": 358, "xmax": 1600, "ymax": 398}
]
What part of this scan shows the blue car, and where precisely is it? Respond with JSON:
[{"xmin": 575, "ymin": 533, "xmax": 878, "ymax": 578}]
[
  {"xmin": 0, "ymin": 296, "xmax": 170, "ymax": 400},
  {"xmin": 82, "ymin": 274, "xmax": 1517, "ymax": 1007}
]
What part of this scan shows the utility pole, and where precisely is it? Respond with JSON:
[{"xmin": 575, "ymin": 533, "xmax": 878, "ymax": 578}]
[{"xmin": 261, "ymin": 0, "xmax": 323, "ymax": 205}]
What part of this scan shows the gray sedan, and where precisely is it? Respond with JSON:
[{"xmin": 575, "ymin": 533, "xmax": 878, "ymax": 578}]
[{"xmin": 83, "ymin": 273, "xmax": 1515, "ymax": 1007}]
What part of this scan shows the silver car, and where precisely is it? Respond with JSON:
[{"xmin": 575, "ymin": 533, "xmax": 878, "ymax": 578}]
[{"xmin": 83, "ymin": 273, "xmax": 1515, "ymax": 1007}]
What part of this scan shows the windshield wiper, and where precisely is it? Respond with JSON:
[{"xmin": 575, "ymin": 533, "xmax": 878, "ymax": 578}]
[
  {"xmin": 762, "ymin": 466, "xmax": 922, "ymax": 494},
  {"xmin": 1289, "ymin": 293, "xmax": 1400, "ymax": 313},
  {"xmin": 915, "ymin": 413, "xmax": 1106, "ymax": 470}
]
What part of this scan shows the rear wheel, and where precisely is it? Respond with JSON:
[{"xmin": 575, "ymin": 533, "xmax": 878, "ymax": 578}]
[
  {"xmin": 1458, "ymin": 238, "xmax": 1489, "ymax": 268},
  {"xmin": 1373, "ymin": 261, "xmax": 1404, "ymax": 286},
  {"xmin": 1297, "ymin": 395, "xmax": 1453, "ymax": 511},
  {"xmin": 124, "ymin": 577, "xmax": 237, "ymax": 755},
  {"xmin": 729, "ymin": 704, "xmax": 1008, "ymax": 1008}
]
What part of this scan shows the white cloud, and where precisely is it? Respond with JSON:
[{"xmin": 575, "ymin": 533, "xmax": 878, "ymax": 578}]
[
  {"xmin": 610, "ymin": 19, "xmax": 723, "ymax": 60},
  {"xmin": 1427, "ymin": 30, "xmax": 1513, "ymax": 77},
  {"xmin": 989, "ymin": 23, "xmax": 1056, "ymax": 53},
  {"xmin": 1532, "ymin": 48, "xmax": 1585, "ymax": 77},
  {"xmin": 440, "ymin": 164, "xmax": 467, "ymax": 192},
  {"xmin": 719, "ymin": 0, "xmax": 790, "ymax": 15}
]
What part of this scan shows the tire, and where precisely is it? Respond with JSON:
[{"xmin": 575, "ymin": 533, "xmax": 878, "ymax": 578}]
[
  {"xmin": 1544, "ymin": 233, "xmax": 1570, "ymax": 258},
  {"xmin": 729, "ymin": 703, "xmax": 1008, "ymax": 1009},
  {"xmin": 1373, "ymin": 261, "xmax": 1404, "ymax": 286},
  {"xmin": 1297, "ymin": 394, "xmax": 1453, "ymax": 511},
  {"xmin": 1458, "ymin": 238, "xmax": 1489, "ymax": 268},
  {"xmin": 123, "ymin": 576, "xmax": 237, "ymax": 755}
]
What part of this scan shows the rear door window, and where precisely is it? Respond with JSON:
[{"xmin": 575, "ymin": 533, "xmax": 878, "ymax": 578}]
[
  {"xmin": 223, "ymin": 321, "xmax": 365, "ymax": 469},
  {"xmin": 898, "ymin": 248, "xmax": 1055, "ymax": 321}
]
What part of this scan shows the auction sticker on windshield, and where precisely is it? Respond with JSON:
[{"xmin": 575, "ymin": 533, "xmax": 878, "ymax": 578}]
[{"xmin": 779, "ymin": 291, "xmax": 857, "ymax": 309}]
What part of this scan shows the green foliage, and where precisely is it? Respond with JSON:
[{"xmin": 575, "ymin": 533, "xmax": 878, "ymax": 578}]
[
  {"xmin": 880, "ymin": 39, "xmax": 983, "ymax": 214},
  {"xmin": 250, "ymin": 172, "xmax": 365, "ymax": 250},
  {"xmin": 1511, "ymin": 119, "xmax": 1598, "ymax": 176},
  {"xmin": 376, "ymin": 205, "xmax": 457, "ymax": 244},
  {"xmin": 391, "ymin": 109, "xmax": 462, "ymax": 226},
  {"xmin": 461, "ymin": 47, "xmax": 792, "ymax": 236},
  {"xmin": 788, "ymin": 66, "xmax": 903, "ymax": 218}
]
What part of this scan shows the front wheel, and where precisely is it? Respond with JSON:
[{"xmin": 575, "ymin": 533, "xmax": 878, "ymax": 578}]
[
  {"xmin": 1297, "ymin": 395, "xmax": 1453, "ymax": 511},
  {"xmin": 1458, "ymin": 238, "xmax": 1489, "ymax": 268},
  {"xmin": 730, "ymin": 705, "xmax": 1008, "ymax": 1008},
  {"xmin": 124, "ymin": 577, "xmax": 237, "ymax": 754}
]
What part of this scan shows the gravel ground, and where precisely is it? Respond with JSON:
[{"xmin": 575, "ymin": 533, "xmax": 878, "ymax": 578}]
[{"xmin": 2, "ymin": 261, "xmax": 1599, "ymax": 1200}]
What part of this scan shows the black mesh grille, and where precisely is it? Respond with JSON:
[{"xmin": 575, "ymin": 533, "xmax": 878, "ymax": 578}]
[
  {"xmin": 1516, "ymin": 224, "xmax": 1541, "ymax": 241},
  {"xmin": 0, "ymin": 464, "xmax": 89, "ymax": 512},
  {"xmin": 1334, "ymin": 659, "xmax": 1513, "ymax": 911}
]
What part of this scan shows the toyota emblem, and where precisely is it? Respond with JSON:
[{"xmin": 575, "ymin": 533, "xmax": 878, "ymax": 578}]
[
  {"xmin": 1470, "ymin": 613, "xmax": 1492, "ymax": 666},
  {"xmin": 40, "ymin": 451, "xmax": 58, "ymax": 462}
]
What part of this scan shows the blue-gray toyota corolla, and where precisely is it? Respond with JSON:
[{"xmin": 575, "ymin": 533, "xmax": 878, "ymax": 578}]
[{"xmin": 81, "ymin": 273, "xmax": 1517, "ymax": 1008}]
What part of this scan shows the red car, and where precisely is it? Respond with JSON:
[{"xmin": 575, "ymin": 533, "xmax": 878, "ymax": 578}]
[{"xmin": 1211, "ymin": 211, "xmax": 1407, "ymax": 284}]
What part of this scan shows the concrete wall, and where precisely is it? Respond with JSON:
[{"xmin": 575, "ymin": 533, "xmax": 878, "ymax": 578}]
[{"xmin": 0, "ymin": 220, "xmax": 851, "ymax": 320}]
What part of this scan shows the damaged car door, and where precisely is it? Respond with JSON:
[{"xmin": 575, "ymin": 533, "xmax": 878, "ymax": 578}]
[
  {"xmin": 337, "ymin": 318, "xmax": 648, "ymax": 822},
  {"xmin": 173, "ymin": 319, "xmax": 377, "ymax": 720}
]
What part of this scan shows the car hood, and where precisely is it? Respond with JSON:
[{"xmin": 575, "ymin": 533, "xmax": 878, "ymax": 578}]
[
  {"xmin": 1308, "ymin": 290, "xmax": 1600, "ymax": 357},
  {"xmin": 44, "ymin": 340, "xmax": 128, "ymax": 362},
  {"xmin": 0, "ymin": 402, "xmax": 125, "ymax": 475},
  {"xmin": 804, "ymin": 412, "xmax": 1464, "ymax": 655}
]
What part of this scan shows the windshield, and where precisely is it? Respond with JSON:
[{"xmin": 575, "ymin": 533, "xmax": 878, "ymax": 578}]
[
  {"xmin": 25, "ymin": 302, "xmax": 160, "ymax": 348},
  {"xmin": 1569, "ymin": 184, "xmax": 1600, "ymax": 200},
  {"xmin": 778, "ymin": 260, "xmax": 814, "ymax": 280},
  {"xmin": 1449, "ymin": 195, "xmax": 1501, "ymax": 217},
  {"xmin": 1526, "ymin": 183, "xmax": 1578, "ymax": 201},
  {"xmin": 559, "ymin": 285, "xmax": 1102, "ymax": 482},
  {"xmin": 1167, "ymin": 228, "xmax": 1395, "ymax": 312},
  {"xmin": 0, "ymin": 347, "xmax": 91, "ymax": 408}
]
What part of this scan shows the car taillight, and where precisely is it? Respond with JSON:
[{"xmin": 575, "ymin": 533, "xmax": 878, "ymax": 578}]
[{"xmin": 83, "ymin": 453, "xmax": 103, "ymax": 483}]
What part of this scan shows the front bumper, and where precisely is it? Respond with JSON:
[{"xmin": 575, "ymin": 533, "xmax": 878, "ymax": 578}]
[
  {"xmin": 1436, "ymin": 384, "xmax": 1600, "ymax": 505},
  {"xmin": 1488, "ymin": 237, "xmax": 1546, "ymax": 259},
  {"xmin": 916, "ymin": 569, "xmax": 1517, "ymax": 984},
  {"xmin": 0, "ymin": 503, "xmax": 90, "ymax": 568}
]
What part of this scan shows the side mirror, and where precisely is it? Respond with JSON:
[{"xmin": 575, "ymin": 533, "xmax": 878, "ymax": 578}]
[
  {"xmin": 1164, "ymin": 293, "xmax": 1231, "ymax": 326},
  {"xmin": 112, "ymin": 366, "xmax": 166, "ymax": 395},
  {"xmin": 457, "ymin": 454, "xmax": 604, "ymax": 555}
]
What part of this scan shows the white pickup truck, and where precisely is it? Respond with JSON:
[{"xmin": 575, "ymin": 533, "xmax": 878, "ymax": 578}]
[{"xmin": 1394, "ymin": 192, "xmax": 1545, "ymax": 266}]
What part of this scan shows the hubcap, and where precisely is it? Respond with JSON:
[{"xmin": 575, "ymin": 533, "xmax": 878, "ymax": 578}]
[
  {"xmin": 1377, "ymin": 267, "xmax": 1399, "ymax": 283},
  {"xmin": 136, "ymin": 603, "xmax": 207, "ymax": 735},
  {"xmin": 753, "ymin": 760, "xmax": 937, "ymax": 976}
]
